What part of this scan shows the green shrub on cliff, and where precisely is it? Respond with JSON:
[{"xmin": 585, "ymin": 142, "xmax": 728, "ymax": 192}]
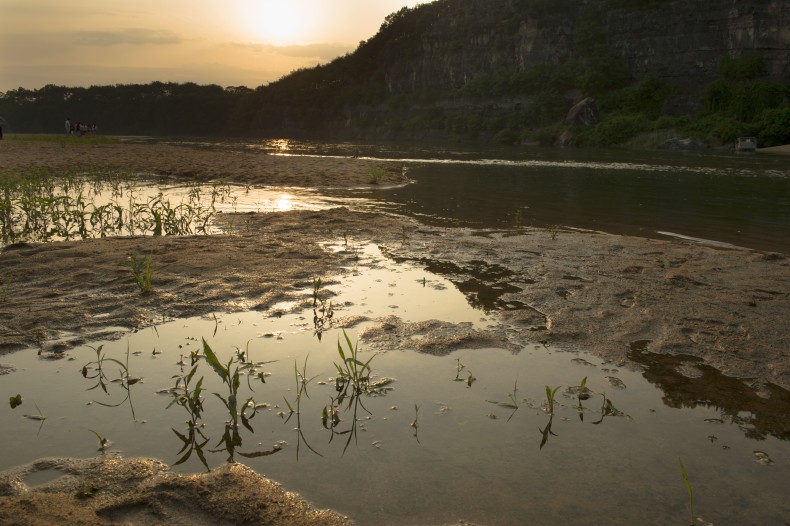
[
  {"xmin": 705, "ymin": 80, "xmax": 789, "ymax": 122},
  {"xmin": 575, "ymin": 114, "xmax": 651, "ymax": 147},
  {"xmin": 720, "ymin": 53, "xmax": 765, "ymax": 81},
  {"xmin": 754, "ymin": 106, "xmax": 790, "ymax": 147}
]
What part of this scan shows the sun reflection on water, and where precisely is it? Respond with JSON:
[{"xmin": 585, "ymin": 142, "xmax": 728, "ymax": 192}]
[{"xmin": 274, "ymin": 193, "xmax": 294, "ymax": 212}]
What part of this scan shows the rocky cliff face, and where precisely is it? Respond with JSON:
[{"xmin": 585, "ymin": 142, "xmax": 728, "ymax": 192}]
[
  {"xmin": 257, "ymin": 0, "xmax": 789, "ymax": 140},
  {"xmin": 379, "ymin": 0, "xmax": 789, "ymax": 95},
  {"xmin": 603, "ymin": 0, "xmax": 790, "ymax": 84}
]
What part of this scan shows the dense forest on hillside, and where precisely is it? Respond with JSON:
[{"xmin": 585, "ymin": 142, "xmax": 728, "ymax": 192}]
[{"xmin": 2, "ymin": 0, "xmax": 789, "ymax": 147}]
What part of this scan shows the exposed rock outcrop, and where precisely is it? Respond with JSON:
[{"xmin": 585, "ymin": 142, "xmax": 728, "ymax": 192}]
[{"xmin": 565, "ymin": 97, "xmax": 600, "ymax": 126}]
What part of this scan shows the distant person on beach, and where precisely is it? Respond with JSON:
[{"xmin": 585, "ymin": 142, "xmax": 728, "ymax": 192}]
[
  {"xmin": 65, "ymin": 118, "xmax": 71, "ymax": 134},
  {"xmin": 0, "ymin": 124, "xmax": 3, "ymax": 140}
]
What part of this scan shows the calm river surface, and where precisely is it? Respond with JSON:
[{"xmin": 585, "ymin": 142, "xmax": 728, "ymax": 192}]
[{"xmin": 238, "ymin": 138, "xmax": 790, "ymax": 254}]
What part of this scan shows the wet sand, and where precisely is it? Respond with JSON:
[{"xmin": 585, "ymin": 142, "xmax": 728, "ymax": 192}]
[
  {"xmin": 0, "ymin": 139, "xmax": 410, "ymax": 188},
  {"xmin": 1, "ymin": 139, "xmax": 788, "ymax": 524}
]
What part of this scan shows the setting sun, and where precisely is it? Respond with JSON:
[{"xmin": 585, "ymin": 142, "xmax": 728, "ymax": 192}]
[
  {"xmin": 0, "ymin": 0, "xmax": 429, "ymax": 91},
  {"xmin": 242, "ymin": 0, "xmax": 317, "ymax": 44}
]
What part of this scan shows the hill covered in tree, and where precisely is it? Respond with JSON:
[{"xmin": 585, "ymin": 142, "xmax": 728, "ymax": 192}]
[{"xmin": 2, "ymin": 0, "xmax": 789, "ymax": 147}]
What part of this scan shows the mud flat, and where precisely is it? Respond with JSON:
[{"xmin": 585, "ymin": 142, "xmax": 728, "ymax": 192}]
[
  {"xmin": 1, "ymin": 139, "xmax": 788, "ymax": 524},
  {"xmin": 0, "ymin": 139, "xmax": 410, "ymax": 188}
]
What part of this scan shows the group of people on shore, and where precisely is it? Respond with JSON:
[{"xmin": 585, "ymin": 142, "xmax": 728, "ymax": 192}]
[{"xmin": 65, "ymin": 118, "xmax": 98, "ymax": 136}]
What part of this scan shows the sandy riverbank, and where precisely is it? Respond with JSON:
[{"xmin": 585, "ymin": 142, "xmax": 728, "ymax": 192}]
[
  {"xmin": 0, "ymin": 139, "xmax": 410, "ymax": 188},
  {"xmin": 1, "ymin": 139, "xmax": 788, "ymax": 524},
  {"xmin": 757, "ymin": 143, "xmax": 790, "ymax": 155}
]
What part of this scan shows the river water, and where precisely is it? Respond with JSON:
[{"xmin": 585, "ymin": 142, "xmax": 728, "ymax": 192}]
[
  {"xmin": 2, "ymin": 138, "xmax": 789, "ymax": 525},
  {"xmin": 158, "ymin": 137, "xmax": 790, "ymax": 253}
]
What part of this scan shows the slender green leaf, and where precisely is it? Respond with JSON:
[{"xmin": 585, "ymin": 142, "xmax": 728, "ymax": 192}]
[
  {"xmin": 679, "ymin": 458, "xmax": 694, "ymax": 524},
  {"xmin": 202, "ymin": 338, "xmax": 228, "ymax": 382}
]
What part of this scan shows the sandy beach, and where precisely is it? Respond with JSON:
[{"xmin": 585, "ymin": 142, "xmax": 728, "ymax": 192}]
[
  {"xmin": 758, "ymin": 143, "xmax": 790, "ymax": 155},
  {"xmin": 1, "ymin": 138, "xmax": 788, "ymax": 525}
]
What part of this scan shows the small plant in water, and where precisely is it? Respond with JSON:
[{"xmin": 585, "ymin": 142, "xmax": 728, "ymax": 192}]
[
  {"xmin": 201, "ymin": 338, "xmax": 249, "ymax": 431},
  {"xmin": 411, "ymin": 404, "xmax": 421, "ymax": 443},
  {"xmin": 321, "ymin": 331, "xmax": 383, "ymax": 454},
  {"xmin": 544, "ymin": 385, "xmax": 561, "ymax": 415},
  {"xmin": 89, "ymin": 429, "xmax": 110, "ymax": 451},
  {"xmin": 573, "ymin": 376, "xmax": 592, "ymax": 421},
  {"xmin": 577, "ymin": 376, "xmax": 591, "ymax": 400},
  {"xmin": 312, "ymin": 277, "xmax": 322, "ymax": 307},
  {"xmin": 167, "ymin": 363, "xmax": 210, "ymax": 469},
  {"xmin": 486, "ymin": 379, "xmax": 519, "ymax": 421},
  {"xmin": 678, "ymin": 458, "xmax": 712, "ymax": 526},
  {"xmin": 333, "ymin": 330, "xmax": 374, "ymax": 394},
  {"xmin": 116, "ymin": 254, "xmax": 153, "ymax": 293}
]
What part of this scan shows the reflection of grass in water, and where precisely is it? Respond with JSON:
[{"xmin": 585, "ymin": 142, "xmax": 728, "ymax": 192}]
[
  {"xmin": 284, "ymin": 356, "xmax": 323, "ymax": 460},
  {"xmin": 0, "ymin": 168, "xmax": 230, "ymax": 244},
  {"xmin": 158, "ymin": 338, "xmax": 284, "ymax": 469},
  {"xmin": 322, "ymin": 331, "xmax": 383, "ymax": 454},
  {"xmin": 73, "ymin": 322, "xmax": 646, "ymax": 480},
  {"xmin": 81, "ymin": 343, "xmax": 138, "ymax": 421}
]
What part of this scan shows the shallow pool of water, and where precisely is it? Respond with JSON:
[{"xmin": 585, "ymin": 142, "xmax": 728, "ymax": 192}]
[{"xmin": 2, "ymin": 244, "xmax": 788, "ymax": 525}]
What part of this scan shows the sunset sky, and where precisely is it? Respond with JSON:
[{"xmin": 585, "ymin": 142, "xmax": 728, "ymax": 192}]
[{"xmin": 0, "ymin": 0, "xmax": 428, "ymax": 92}]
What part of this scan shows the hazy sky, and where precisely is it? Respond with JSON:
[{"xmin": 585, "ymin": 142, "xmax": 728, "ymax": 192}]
[{"xmin": 0, "ymin": 0, "xmax": 428, "ymax": 92}]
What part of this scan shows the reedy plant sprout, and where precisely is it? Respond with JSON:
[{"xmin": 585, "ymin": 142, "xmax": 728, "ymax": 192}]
[
  {"xmin": 574, "ymin": 376, "xmax": 591, "ymax": 421},
  {"xmin": 544, "ymin": 385, "xmax": 561, "ymax": 415},
  {"xmin": 201, "ymin": 338, "xmax": 248, "ymax": 430},
  {"xmin": 0, "ymin": 170, "xmax": 229, "ymax": 244},
  {"xmin": 167, "ymin": 362, "xmax": 211, "ymax": 471},
  {"xmin": 591, "ymin": 393, "xmax": 626, "ymax": 425},
  {"xmin": 116, "ymin": 254, "xmax": 153, "ymax": 293},
  {"xmin": 89, "ymin": 429, "xmax": 110, "ymax": 452},
  {"xmin": 411, "ymin": 404, "xmax": 421, "ymax": 444},
  {"xmin": 453, "ymin": 358, "xmax": 476, "ymax": 387},
  {"xmin": 0, "ymin": 275, "xmax": 12, "ymax": 303},
  {"xmin": 368, "ymin": 166, "xmax": 386, "ymax": 184},
  {"xmin": 678, "ymin": 458, "xmax": 697, "ymax": 526},
  {"xmin": 322, "ymin": 330, "xmax": 380, "ymax": 453},
  {"xmin": 486, "ymin": 379, "xmax": 519, "ymax": 422},
  {"xmin": 333, "ymin": 330, "xmax": 374, "ymax": 394},
  {"xmin": 200, "ymin": 338, "xmax": 280, "ymax": 463}
]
